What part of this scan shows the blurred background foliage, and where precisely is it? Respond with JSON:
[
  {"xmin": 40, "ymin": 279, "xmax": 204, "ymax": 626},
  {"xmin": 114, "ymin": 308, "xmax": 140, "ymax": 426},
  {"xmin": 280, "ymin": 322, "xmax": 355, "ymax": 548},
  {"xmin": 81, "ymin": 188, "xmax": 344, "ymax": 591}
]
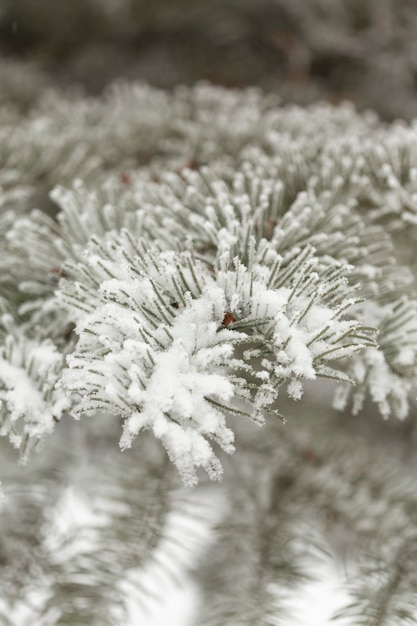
[{"xmin": 0, "ymin": 0, "xmax": 417, "ymax": 120}]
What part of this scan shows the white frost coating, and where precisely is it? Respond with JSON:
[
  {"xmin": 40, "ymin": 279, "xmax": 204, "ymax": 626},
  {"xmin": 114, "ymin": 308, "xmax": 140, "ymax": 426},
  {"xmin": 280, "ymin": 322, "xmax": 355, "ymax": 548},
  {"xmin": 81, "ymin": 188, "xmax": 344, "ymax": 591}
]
[
  {"xmin": 60, "ymin": 237, "xmax": 367, "ymax": 485},
  {"xmin": 121, "ymin": 295, "xmax": 238, "ymax": 486},
  {"xmin": 361, "ymin": 348, "xmax": 412, "ymax": 420},
  {"xmin": 334, "ymin": 297, "xmax": 417, "ymax": 419},
  {"xmin": 287, "ymin": 379, "xmax": 304, "ymax": 400},
  {"xmin": 64, "ymin": 282, "xmax": 243, "ymax": 486},
  {"xmin": 336, "ymin": 347, "xmax": 412, "ymax": 420},
  {"xmin": 0, "ymin": 335, "xmax": 69, "ymax": 450},
  {"xmin": 0, "ymin": 361, "xmax": 49, "ymax": 439}
]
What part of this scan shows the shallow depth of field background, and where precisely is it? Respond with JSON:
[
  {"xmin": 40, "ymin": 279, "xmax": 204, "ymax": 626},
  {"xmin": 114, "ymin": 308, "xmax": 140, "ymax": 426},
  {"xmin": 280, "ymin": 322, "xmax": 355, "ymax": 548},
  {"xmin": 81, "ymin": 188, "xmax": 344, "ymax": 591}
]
[{"xmin": 0, "ymin": 0, "xmax": 417, "ymax": 121}]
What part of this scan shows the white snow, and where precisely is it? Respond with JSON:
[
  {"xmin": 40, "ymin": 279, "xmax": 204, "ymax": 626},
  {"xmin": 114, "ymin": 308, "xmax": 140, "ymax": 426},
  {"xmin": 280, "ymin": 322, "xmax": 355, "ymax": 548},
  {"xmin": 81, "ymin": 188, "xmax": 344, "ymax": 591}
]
[{"xmin": 0, "ymin": 337, "xmax": 69, "ymax": 448}]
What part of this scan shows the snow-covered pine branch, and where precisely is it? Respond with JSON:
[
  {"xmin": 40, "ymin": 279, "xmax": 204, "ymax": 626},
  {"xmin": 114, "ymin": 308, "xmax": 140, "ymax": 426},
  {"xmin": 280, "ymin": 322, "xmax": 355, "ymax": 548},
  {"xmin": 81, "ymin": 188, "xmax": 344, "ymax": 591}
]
[
  {"xmin": 1, "ymin": 63, "xmax": 417, "ymax": 625},
  {"xmin": 57, "ymin": 231, "xmax": 371, "ymax": 484},
  {"xmin": 0, "ymin": 315, "xmax": 69, "ymax": 456},
  {"xmin": 1, "ymin": 82, "xmax": 416, "ymax": 485}
]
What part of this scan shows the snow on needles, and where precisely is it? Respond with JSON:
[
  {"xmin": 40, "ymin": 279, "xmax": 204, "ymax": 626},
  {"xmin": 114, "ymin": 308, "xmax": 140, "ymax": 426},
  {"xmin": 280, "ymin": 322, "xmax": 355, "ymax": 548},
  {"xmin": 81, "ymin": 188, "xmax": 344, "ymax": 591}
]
[
  {"xmin": 0, "ymin": 325, "xmax": 69, "ymax": 453},
  {"xmin": 59, "ymin": 233, "xmax": 368, "ymax": 485}
]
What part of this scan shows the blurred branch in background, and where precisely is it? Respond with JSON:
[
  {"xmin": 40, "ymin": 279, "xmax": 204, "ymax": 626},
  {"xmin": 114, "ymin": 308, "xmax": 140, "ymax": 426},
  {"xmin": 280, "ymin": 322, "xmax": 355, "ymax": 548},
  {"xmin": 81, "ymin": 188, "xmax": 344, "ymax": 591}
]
[{"xmin": 1, "ymin": 0, "xmax": 417, "ymax": 119}]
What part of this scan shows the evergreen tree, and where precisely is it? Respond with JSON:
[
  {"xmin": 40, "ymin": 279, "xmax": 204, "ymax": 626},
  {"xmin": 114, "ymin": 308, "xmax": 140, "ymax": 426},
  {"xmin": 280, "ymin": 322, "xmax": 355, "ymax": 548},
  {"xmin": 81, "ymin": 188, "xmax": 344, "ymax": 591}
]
[{"xmin": 1, "ymin": 3, "xmax": 417, "ymax": 624}]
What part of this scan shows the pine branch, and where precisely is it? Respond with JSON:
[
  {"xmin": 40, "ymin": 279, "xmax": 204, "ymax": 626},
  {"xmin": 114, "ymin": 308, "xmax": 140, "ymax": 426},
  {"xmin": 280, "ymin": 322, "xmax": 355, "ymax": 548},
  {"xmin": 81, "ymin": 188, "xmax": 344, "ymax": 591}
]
[
  {"xmin": 1, "ymin": 71, "xmax": 417, "ymax": 624},
  {"xmin": 57, "ymin": 231, "xmax": 370, "ymax": 484},
  {"xmin": 0, "ymin": 316, "xmax": 69, "ymax": 456},
  {"xmin": 0, "ymin": 428, "xmax": 219, "ymax": 626},
  {"xmin": 198, "ymin": 458, "xmax": 316, "ymax": 626}
]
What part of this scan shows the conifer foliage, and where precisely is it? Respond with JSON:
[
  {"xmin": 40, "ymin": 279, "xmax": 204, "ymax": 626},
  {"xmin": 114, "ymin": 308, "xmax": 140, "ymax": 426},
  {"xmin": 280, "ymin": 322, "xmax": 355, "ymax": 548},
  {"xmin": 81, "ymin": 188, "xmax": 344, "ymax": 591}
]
[{"xmin": 1, "ymin": 77, "xmax": 417, "ymax": 624}]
